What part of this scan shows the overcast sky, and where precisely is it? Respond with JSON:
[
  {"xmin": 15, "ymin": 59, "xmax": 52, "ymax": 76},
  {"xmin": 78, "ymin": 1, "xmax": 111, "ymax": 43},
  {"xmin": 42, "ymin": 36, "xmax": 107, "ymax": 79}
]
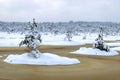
[{"xmin": 0, "ymin": 0, "xmax": 120, "ymax": 22}]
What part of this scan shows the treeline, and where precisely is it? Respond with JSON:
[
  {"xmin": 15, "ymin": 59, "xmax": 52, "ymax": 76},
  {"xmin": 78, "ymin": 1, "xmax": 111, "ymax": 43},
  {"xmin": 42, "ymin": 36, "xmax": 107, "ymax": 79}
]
[{"xmin": 0, "ymin": 21, "xmax": 120, "ymax": 35}]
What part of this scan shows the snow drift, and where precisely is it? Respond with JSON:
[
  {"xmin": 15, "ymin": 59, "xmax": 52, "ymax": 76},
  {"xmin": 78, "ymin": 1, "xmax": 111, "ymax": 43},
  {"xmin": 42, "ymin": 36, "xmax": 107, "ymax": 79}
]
[
  {"xmin": 71, "ymin": 47, "xmax": 119, "ymax": 56},
  {"xmin": 4, "ymin": 53, "xmax": 80, "ymax": 65}
]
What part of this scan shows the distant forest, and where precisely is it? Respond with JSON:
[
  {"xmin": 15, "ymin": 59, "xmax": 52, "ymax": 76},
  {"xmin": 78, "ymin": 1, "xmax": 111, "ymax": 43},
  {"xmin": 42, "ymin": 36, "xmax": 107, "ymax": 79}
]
[{"xmin": 0, "ymin": 21, "xmax": 120, "ymax": 35}]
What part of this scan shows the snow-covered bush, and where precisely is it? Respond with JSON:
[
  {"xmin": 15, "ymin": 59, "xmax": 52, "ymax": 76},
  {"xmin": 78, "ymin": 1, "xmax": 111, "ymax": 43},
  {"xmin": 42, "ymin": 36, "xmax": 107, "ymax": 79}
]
[
  {"xmin": 19, "ymin": 19, "xmax": 42, "ymax": 58},
  {"xmin": 82, "ymin": 33, "xmax": 87, "ymax": 40},
  {"xmin": 64, "ymin": 31, "xmax": 72, "ymax": 41},
  {"xmin": 93, "ymin": 27, "xmax": 109, "ymax": 52}
]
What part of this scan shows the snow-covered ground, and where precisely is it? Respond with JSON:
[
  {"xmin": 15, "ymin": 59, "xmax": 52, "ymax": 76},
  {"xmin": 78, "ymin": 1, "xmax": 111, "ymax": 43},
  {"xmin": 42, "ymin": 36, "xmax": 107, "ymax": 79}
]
[
  {"xmin": 0, "ymin": 32, "xmax": 86, "ymax": 46},
  {"xmin": 1, "ymin": 32, "xmax": 120, "ymax": 65},
  {"xmin": 104, "ymin": 36, "xmax": 120, "ymax": 41},
  {"xmin": 4, "ymin": 52, "xmax": 80, "ymax": 65},
  {"xmin": 0, "ymin": 32, "xmax": 120, "ymax": 47},
  {"xmin": 71, "ymin": 47, "xmax": 119, "ymax": 56},
  {"xmin": 106, "ymin": 43, "xmax": 120, "ymax": 47},
  {"xmin": 0, "ymin": 32, "xmax": 24, "ymax": 47},
  {"xmin": 111, "ymin": 47, "xmax": 120, "ymax": 51}
]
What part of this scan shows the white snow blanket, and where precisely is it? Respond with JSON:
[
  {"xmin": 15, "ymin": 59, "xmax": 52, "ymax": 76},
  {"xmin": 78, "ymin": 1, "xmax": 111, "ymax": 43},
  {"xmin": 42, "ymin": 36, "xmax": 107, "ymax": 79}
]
[
  {"xmin": 104, "ymin": 36, "xmax": 120, "ymax": 41},
  {"xmin": 4, "ymin": 53, "xmax": 80, "ymax": 65},
  {"xmin": 1, "ymin": 32, "xmax": 120, "ymax": 47},
  {"xmin": 107, "ymin": 43, "xmax": 120, "ymax": 47},
  {"xmin": 0, "ymin": 33, "xmax": 85, "ymax": 46},
  {"xmin": 111, "ymin": 47, "xmax": 120, "ymax": 51},
  {"xmin": 71, "ymin": 47, "xmax": 119, "ymax": 56}
]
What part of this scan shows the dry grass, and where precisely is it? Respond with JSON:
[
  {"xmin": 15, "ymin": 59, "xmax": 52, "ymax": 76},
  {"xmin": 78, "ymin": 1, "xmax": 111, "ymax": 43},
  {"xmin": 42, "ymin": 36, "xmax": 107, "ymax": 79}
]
[{"xmin": 0, "ymin": 44, "xmax": 120, "ymax": 80}]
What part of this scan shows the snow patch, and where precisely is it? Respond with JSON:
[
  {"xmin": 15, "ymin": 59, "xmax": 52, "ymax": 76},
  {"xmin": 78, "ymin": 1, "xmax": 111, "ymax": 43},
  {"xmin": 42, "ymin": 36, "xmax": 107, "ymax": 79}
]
[
  {"xmin": 4, "ymin": 53, "xmax": 80, "ymax": 65},
  {"xmin": 0, "ymin": 32, "xmax": 120, "ymax": 47},
  {"xmin": 111, "ymin": 47, "xmax": 120, "ymax": 51},
  {"xmin": 107, "ymin": 43, "xmax": 120, "ymax": 47},
  {"xmin": 71, "ymin": 47, "xmax": 119, "ymax": 56},
  {"xmin": 104, "ymin": 36, "xmax": 120, "ymax": 41}
]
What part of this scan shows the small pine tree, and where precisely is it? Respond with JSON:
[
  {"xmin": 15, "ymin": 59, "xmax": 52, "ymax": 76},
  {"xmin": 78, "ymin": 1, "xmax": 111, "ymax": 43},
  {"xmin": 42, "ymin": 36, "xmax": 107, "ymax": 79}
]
[
  {"xmin": 93, "ymin": 27, "xmax": 109, "ymax": 52},
  {"xmin": 82, "ymin": 33, "xmax": 87, "ymax": 40},
  {"xmin": 65, "ymin": 31, "xmax": 72, "ymax": 41},
  {"xmin": 19, "ymin": 19, "xmax": 42, "ymax": 58}
]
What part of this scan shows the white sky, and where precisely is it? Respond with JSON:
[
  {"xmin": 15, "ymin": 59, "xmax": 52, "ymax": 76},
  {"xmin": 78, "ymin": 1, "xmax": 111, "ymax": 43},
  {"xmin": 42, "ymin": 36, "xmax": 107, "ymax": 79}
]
[{"xmin": 0, "ymin": 0, "xmax": 120, "ymax": 22}]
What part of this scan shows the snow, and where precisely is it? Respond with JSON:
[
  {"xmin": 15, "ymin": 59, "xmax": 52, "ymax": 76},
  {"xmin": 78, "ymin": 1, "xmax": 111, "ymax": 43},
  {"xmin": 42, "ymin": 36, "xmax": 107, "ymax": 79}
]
[
  {"xmin": 41, "ymin": 34, "xmax": 85, "ymax": 46},
  {"xmin": 72, "ymin": 34, "xmax": 97, "ymax": 44},
  {"xmin": 1, "ymin": 32, "xmax": 120, "ymax": 65},
  {"xmin": 4, "ymin": 53, "xmax": 80, "ymax": 65},
  {"xmin": 107, "ymin": 43, "xmax": 120, "ymax": 47},
  {"xmin": 0, "ymin": 33, "xmax": 86, "ymax": 46},
  {"xmin": 0, "ymin": 39, "xmax": 23, "ymax": 47},
  {"xmin": 0, "ymin": 32, "xmax": 120, "ymax": 47},
  {"xmin": 104, "ymin": 36, "xmax": 120, "ymax": 41},
  {"xmin": 0, "ymin": 32, "xmax": 24, "ymax": 47},
  {"xmin": 0, "ymin": 33, "xmax": 102, "ymax": 46},
  {"xmin": 71, "ymin": 47, "xmax": 119, "ymax": 56},
  {"xmin": 111, "ymin": 47, "xmax": 120, "ymax": 51}
]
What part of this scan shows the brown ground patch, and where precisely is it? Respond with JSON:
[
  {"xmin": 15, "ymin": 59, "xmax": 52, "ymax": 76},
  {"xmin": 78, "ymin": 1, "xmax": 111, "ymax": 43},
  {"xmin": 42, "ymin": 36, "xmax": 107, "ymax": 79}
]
[{"xmin": 0, "ymin": 44, "xmax": 120, "ymax": 80}]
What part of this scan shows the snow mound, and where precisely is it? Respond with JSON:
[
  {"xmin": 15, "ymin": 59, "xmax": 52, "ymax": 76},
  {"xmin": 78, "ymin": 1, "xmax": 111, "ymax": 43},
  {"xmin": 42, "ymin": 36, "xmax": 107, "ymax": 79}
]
[
  {"xmin": 71, "ymin": 47, "xmax": 119, "ymax": 56},
  {"xmin": 4, "ymin": 53, "xmax": 80, "ymax": 65}
]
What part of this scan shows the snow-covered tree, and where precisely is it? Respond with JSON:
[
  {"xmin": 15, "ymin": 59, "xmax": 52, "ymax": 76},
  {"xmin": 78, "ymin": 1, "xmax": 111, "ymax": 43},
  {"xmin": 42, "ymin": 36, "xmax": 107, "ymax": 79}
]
[
  {"xmin": 93, "ymin": 27, "xmax": 109, "ymax": 52},
  {"xmin": 53, "ymin": 30, "xmax": 59, "ymax": 36},
  {"xmin": 19, "ymin": 19, "xmax": 42, "ymax": 58},
  {"xmin": 82, "ymin": 33, "xmax": 87, "ymax": 40},
  {"xmin": 64, "ymin": 31, "xmax": 72, "ymax": 41}
]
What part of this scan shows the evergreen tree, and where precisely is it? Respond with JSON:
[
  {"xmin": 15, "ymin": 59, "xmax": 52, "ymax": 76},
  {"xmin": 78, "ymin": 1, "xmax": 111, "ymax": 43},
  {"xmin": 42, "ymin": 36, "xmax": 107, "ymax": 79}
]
[
  {"xmin": 64, "ymin": 30, "xmax": 72, "ymax": 41},
  {"xmin": 19, "ymin": 19, "xmax": 42, "ymax": 58},
  {"xmin": 93, "ymin": 27, "xmax": 109, "ymax": 52}
]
